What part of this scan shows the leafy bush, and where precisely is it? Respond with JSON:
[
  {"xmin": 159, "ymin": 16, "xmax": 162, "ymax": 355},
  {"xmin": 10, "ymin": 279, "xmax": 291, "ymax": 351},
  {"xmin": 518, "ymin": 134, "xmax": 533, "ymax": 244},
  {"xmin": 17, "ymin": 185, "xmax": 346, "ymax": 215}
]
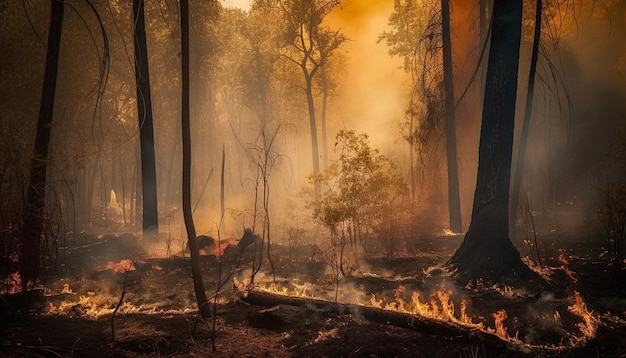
[{"xmin": 305, "ymin": 129, "xmax": 406, "ymax": 256}]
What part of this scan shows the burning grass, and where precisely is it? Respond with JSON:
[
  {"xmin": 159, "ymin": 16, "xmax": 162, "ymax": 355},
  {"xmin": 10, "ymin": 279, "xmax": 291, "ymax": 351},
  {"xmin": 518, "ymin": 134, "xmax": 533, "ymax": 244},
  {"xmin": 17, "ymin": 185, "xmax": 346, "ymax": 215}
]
[{"xmin": 3, "ymin": 230, "xmax": 626, "ymax": 357}]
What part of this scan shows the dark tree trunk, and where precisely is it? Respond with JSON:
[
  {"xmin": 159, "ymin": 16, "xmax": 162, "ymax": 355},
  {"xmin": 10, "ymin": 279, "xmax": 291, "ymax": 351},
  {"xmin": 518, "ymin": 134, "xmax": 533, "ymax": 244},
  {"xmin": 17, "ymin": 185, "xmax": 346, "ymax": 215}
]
[
  {"xmin": 509, "ymin": 0, "xmax": 542, "ymax": 231},
  {"xmin": 133, "ymin": 0, "xmax": 159, "ymax": 241},
  {"xmin": 22, "ymin": 0, "xmax": 64, "ymax": 299},
  {"xmin": 449, "ymin": 0, "xmax": 534, "ymax": 284},
  {"xmin": 180, "ymin": 0, "xmax": 211, "ymax": 319},
  {"xmin": 441, "ymin": 0, "xmax": 463, "ymax": 233}
]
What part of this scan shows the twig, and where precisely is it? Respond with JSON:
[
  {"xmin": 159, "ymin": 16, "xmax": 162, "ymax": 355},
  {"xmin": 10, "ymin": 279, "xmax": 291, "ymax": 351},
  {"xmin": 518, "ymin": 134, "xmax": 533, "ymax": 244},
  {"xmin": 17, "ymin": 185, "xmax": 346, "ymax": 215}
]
[{"xmin": 110, "ymin": 268, "xmax": 130, "ymax": 342}]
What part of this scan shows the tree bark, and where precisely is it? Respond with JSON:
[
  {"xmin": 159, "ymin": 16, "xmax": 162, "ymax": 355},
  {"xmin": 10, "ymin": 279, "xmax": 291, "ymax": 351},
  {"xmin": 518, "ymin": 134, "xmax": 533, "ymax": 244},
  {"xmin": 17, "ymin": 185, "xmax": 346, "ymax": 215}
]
[
  {"xmin": 22, "ymin": 0, "xmax": 64, "ymax": 298},
  {"xmin": 449, "ymin": 0, "xmax": 534, "ymax": 284},
  {"xmin": 181, "ymin": 0, "xmax": 211, "ymax": 319},
  {"xmin": 133, "ymin": 0, "xmax": 159, "ymax": 241},
  {"xmin": 441, "ymin": 0, "xmax": 463, "ymax": 233}
]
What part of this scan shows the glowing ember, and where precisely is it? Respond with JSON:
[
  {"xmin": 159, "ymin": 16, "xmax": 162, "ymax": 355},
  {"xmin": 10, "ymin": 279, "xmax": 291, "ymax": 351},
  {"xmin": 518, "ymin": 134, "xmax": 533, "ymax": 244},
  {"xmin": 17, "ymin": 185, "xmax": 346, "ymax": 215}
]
[
  {"xmin": 311, "ymin": 327, "xmax": 339, "ymax": 344},
  {"xmin": 105, "ymin": 259, "xmax": 136, "ymax": 273}
]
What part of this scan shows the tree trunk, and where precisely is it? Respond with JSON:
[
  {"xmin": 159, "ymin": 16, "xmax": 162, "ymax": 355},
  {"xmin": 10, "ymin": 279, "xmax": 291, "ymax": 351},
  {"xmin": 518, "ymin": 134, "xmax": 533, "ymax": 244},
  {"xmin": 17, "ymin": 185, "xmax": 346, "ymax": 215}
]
[
  {"xmin": 133, "ymin": 0, "xmax": 159, "ymax": 241},
  {"xmin": 441, "ymin": 0, "xmax": 463, "ymax": 233},
  {"xmin": 305, "ymin": 76, "xmax": 321, "ymax": 198},
  {"xmin": 509, "ymin": 0, "xmax": 542, "ymax": 232},
  {"xmin": 181, "ymin": 0, "xmax": 211, "ymax": 319},
  {"xmin": 320, "ymin": 67, "xmax": 330, "ymax": 171},
  {"xmin": 22, "ymin": 0, "xmax": 64, "ymax": 299},
  {"xmin": 449, "ymin": 0, "xmax": 534, "ymax": 284}
]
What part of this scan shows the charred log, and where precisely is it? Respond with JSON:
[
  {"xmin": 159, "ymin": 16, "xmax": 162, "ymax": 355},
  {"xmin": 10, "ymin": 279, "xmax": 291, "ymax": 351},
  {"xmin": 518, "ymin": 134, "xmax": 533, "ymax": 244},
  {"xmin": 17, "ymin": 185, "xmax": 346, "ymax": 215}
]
[{"xmin": 241, "ymin": 290, "xmax": 509, "ymax": 348}]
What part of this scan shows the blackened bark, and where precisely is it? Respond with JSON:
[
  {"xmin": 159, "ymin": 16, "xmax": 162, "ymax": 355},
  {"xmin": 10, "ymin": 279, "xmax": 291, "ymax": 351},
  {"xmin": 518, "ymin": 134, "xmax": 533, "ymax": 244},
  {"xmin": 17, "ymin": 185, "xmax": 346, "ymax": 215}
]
[
  {"xmin": 22, "ymin": 0, "xmax": 64, "ymax": 298},
  {"xmin": 133, "ymin": 0, "xmax": 159, "ymax": 241},
  {"xmin": 449, "ymin": 0, "xmax": 534, "ymax": 284},
  {"xmin": 441, "ymin": 0, "xmax": 463, "ymax": 233},
  {"xmin": 180, "ymin": 0, "xmax": 211, "ymax": 319}
]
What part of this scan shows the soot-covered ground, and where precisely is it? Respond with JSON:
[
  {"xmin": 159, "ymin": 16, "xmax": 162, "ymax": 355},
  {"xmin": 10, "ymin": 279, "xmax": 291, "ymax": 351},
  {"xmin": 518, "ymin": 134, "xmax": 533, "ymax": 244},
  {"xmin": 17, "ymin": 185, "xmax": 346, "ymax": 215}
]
[{"xmin": 1, "ymin": 209, "xmax": 626, "ymax": 357}]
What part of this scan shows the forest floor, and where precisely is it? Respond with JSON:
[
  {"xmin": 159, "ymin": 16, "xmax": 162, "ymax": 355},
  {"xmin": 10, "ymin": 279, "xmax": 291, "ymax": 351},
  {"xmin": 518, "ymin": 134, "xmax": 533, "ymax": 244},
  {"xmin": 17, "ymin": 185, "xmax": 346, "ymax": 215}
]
[{"xmin": 2, "ymin": 207, "xmax": 626, "ymax": 357}]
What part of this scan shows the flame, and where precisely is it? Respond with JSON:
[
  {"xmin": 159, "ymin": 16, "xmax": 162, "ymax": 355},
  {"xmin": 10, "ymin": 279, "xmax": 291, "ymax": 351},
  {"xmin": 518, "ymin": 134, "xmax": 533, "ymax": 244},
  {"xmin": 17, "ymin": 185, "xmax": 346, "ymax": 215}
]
[
  {"xmin": 568, "ymin": 290, "xmax": 599, "ymax": 343},
  {"xmin": 2, "ymin": 272, "xmax": 22, "ymax": 294},
  {"xmin": 105, "ymin": 259, "xmax": 136, "ymax": 273},
  {"xmin": 61, "ymin": 283, "xmax": 74, "ymax": 294},
  {"xmin": 370, "ymin": 288, "xmax": 483, "ymax": 329},
  {"xmin": 558, "ymin": 249, "xmax": 578, "ymax": 283},
  {"xmin": 236, "ymin": 274, "xmax": 604, "ymax": 349},
  {"xmin": 257, "ymin": 281, "xmax": 311, "ymax": 297},
  {"xmin": 442, "ymin": 228, "xmax": 456, "ymax": 236}
]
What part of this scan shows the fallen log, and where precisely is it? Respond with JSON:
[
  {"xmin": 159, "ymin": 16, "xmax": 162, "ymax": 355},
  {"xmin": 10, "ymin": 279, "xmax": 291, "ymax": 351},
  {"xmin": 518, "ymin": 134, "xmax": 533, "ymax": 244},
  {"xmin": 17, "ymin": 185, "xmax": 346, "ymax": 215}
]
[{"xmin": 240, "ymin": 290, "xmax": 512, "ymax": 349}]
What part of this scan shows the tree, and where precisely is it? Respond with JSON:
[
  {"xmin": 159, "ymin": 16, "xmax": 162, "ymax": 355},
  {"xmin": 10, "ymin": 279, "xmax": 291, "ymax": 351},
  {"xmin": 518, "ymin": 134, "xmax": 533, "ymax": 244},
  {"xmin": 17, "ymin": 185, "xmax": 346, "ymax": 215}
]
[
  {"xmin": 378, "ymin": 0, "xmax": 424, "ymax": 204},
  {"xmin": 379, "ymin": 0, "xmax": 459, "ymax": 221},
  {"xmin": 448, "ymin": 0, "xmax": 534, "ymax": 284},
  {"xmin": 133, "ymin": 0, "xmax": 159, "ymax": 241},
  {"xmin": 307, "ymin": 129, "xmax": 406, "ymax": 254},
  {"xmin": 180, "ymin": 0, "xmax": 210, "ymax": 319},
  {"xmin": 441, "ymin": 0, "xmax": 462, "ymax": 233},
  {"xmin": 239, "ymin": 0, "xmax": 286, "ymax": 282},
  {"xmin": 508, "ymin": 0, "xmax": 541, "ymax": 231},
  {"xmin": 21, "ymin": 0, "xmax": 64, "ymax": 298},
  {"xmin": 280, "ymin": 0, "xmax": 346, "ymax": 198},
  {"xmin": 306, "ymin": 129, "xmax": 405, "ymax": 298}
]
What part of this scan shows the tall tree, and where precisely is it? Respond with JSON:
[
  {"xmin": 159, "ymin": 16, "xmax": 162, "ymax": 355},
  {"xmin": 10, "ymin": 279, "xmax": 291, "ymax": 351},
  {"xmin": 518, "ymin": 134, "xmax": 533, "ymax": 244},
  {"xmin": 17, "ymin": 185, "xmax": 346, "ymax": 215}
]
[
  {"xmin": 378, "ymin": 0, "xmax": 425, "ymax": 204},
  {"xmin": 448, "ymin": 0, "xmax": 534, "ymax": 283},
  {"xmin": 133, "ymin": 0, "xmax": 159, "ymax": 241},
  {"xmin": 509, "ymin": 0, "xmax": 542, "ymax": 231},
  {"xmin": 281, "ymin": 0, "xmax": 346, "ymax": 197},
  {"xmin": 239, "ymin": 0, "xmax": 285, "ymax": 281},
  {"xmin": 441, "ymin": 0, "xmax": 462, "ymax": 233},
  {"xmin": 180, "ymin": 0, "xmax": 211, "ymax": 319},
  {"xmin": 21, "ymin": 0, "xmax": 64, "ymax": 297}
]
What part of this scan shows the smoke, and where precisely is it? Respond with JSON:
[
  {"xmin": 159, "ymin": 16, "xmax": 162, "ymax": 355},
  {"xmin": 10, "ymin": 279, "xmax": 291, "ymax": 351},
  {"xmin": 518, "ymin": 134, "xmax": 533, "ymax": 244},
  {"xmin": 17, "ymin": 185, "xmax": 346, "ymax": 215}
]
[{"xmin": 326, "ymin": 1, "xmax": 406, "ymax": 153}]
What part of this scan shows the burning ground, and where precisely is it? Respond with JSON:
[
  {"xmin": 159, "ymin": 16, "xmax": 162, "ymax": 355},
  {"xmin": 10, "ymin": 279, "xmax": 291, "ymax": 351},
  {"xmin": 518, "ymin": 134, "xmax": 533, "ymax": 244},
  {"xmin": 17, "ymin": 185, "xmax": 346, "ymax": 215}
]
[{"xmin": 2, "ymin": 217, "xmax": 626, "ymax": 357}]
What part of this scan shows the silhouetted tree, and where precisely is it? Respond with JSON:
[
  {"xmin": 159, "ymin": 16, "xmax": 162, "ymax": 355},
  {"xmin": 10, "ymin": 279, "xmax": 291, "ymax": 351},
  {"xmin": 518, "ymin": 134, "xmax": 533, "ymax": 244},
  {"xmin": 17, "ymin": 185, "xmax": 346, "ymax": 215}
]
[
  {"xmin": 22, "ymin": 0, "xmax": 64, "ymax": 298},
  {"xmin": 180, "ymin": 0, "xmax": 211, "ymax": 320},
  {"xmin": 441, "ymin": 0, "xmax": 462, "ymax": 233},
  {"xmin": 133, "ymin": 0, "xmax": 158, "ymax": 241},
  {"xmin": 281, "ymin": 0, "xmax": 346, "ymax": 198},
  {"xmin": 449, "ymin": 0, "xmax": 534, "ymax": 284}
]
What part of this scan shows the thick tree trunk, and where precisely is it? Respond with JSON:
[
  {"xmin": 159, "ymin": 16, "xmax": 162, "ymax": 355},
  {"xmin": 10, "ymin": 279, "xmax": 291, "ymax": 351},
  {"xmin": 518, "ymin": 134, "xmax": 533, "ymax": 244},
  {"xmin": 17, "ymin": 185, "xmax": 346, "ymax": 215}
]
[
  {"xmin": 133, "ymin": 0, "xmax": 159, "ymax": 241},
  {"xmin": 181, "ymin": 0, "xmax": 211, "ymax": 319},
  {"xmin": 22, "ymin": 0, "xmax": 64, "ymax": 298},
  {"xmin": 449, "ymin": 0, "xmax": 534, "ymax": 284},
  {"xmin": 441, "ymin": 0, "xmax": 463, "ymax": 233}
]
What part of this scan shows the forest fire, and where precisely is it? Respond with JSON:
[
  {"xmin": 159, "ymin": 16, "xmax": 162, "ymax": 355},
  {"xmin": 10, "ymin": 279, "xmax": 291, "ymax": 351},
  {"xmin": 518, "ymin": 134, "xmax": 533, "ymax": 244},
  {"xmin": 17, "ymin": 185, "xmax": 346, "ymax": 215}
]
[
  {"xmin": 236, "ymin": 258, "xmax": 612, "ymax": 352},
  {"xmin": 2, "ymin": 0, "xmax": 625, "ymax": 356}
]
